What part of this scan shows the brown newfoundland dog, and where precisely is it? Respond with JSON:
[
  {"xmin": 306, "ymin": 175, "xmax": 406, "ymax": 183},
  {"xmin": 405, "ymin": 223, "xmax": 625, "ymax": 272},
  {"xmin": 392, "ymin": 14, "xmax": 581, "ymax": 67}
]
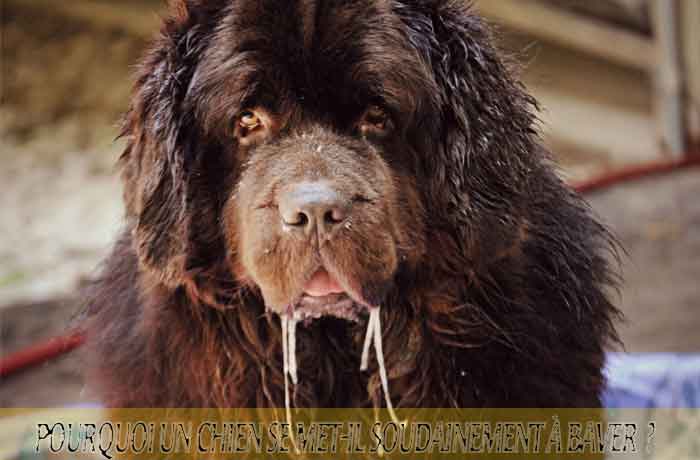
[{"xmin": 82, "ymin": 0, "xmax": 621, "ymax": 411}]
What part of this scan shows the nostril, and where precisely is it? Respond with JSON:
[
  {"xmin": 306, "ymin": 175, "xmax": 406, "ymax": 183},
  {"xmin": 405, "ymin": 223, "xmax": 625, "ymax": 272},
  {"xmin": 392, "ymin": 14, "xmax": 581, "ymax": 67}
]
[
  {"xmin": 296, "ymin": 212, "xmax": 309, "ymax": 227},
  {"xmin": 324, "ymin": 208, "xmax": 346, "ymax": 225},
  {"xmin": 283, "ymin": 210, "xmax": 310, "ymax": 227}
]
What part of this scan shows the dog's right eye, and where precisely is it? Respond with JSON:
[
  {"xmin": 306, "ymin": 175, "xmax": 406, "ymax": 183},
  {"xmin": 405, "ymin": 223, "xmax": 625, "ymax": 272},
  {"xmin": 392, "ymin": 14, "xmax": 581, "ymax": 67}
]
[
  {"xmin": 235, "ymin": 109, "xmax": 272, "ymax": 146},
  {"xmin": 238, "ymin": 110, "xmax": 262, "ymax": 132}
]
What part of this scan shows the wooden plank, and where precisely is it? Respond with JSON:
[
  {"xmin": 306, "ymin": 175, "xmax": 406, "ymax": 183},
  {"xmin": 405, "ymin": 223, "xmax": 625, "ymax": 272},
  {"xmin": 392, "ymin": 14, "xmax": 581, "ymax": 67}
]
[
  {"xmin": 651, "ymin": 0, "xmax": 686, "ymax": 157},
  {"xmin": 681, "ymin": 0, "xmax": 700, "ymax": 146},
  {"xmin": 554, "ymin": 0, "xmax": 650, "ymax": 33},
  {"xmin": 474, "ymin": 0, "xmax": 655, "ymax": 71}
]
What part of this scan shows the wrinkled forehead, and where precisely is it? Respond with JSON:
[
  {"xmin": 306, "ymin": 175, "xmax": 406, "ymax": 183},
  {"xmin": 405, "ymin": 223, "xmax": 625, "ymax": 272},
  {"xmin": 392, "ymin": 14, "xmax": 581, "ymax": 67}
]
[{"xmin": 189, "ymin": 0, "xmax": 435, "ymax": 124}]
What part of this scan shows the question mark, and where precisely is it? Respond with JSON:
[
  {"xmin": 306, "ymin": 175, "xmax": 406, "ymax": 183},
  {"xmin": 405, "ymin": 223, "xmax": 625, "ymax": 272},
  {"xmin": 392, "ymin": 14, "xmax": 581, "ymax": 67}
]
[{"xmin": 646, "ymin": 422, "xmax": 656, "ymax": 454}]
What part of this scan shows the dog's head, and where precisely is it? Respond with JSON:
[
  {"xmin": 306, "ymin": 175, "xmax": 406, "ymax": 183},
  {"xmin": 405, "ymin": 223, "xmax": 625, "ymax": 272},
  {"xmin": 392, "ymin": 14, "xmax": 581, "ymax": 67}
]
[{"xmin": 120, "ymin": 0, "xmax": 577, "ymax": 321}]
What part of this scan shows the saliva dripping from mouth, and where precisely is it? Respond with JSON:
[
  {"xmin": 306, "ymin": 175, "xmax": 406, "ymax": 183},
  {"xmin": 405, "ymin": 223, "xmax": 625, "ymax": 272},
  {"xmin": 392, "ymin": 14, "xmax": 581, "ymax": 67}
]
[
  {"xmin": 279, "ymin": 305, "xmax": 403, "ymax": 451},
  {"xmin": 280, "ymin": 310, "xmax": 300, "ymax": 453}
]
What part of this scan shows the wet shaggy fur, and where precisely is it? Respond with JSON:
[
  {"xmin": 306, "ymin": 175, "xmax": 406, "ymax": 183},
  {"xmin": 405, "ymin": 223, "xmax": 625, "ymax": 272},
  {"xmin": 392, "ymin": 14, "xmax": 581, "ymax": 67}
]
[{"xmin": 82, "ymin": 0, "xmax": 621, "ymax": 409}]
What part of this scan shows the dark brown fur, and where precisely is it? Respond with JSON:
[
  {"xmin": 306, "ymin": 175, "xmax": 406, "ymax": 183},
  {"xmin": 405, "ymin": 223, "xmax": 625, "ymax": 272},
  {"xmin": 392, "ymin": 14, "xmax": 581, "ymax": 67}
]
[{"xmin": 81, "ymin": 0, "xmax": 621, "ymax": 409}]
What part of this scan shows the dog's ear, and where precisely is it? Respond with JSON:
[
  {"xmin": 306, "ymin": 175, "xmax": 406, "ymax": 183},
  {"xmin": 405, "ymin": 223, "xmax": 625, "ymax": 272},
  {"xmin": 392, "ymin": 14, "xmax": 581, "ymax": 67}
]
[
  {"xmin": 119, "ymin": 1, "xmax": 215, "ymax": 287},
  {"xmin": 416, "ymin": 1, "xmax": 539, "ymax": 210}
]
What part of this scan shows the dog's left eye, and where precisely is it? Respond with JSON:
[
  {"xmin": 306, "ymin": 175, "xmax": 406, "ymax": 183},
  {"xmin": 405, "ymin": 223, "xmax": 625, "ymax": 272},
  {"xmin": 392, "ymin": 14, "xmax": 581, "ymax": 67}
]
[{"xmin": 358, "ymin": 105, "xmax": 391, "ymax": 136}]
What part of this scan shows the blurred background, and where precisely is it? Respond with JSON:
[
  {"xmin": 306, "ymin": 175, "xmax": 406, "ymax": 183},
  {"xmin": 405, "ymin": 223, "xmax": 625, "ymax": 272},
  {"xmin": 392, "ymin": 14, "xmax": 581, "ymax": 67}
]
[{"xmin": 0, "ymin": 0, "xmax": 699, "ymax": 408}]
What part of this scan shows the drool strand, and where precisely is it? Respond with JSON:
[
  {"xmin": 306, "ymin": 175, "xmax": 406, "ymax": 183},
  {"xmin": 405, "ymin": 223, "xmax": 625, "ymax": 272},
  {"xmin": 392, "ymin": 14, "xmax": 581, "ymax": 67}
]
[
  {"xmin": 360, "ymin": 307, "xmax": 378, "ymax": 371},
  {"xmin": 281, "ymin": 305, "xmax": 400, "ymax": 452},
  {"xmin": 361, "ymin": 307, "xmax": 402, "ymax": 425},
  {"xmin": 288, "ymin": 313, "xmax": 299, "ymax": 384},
  {"xmin": 280, "ymin": 314, "xmax": 299, "ymax": 453}
]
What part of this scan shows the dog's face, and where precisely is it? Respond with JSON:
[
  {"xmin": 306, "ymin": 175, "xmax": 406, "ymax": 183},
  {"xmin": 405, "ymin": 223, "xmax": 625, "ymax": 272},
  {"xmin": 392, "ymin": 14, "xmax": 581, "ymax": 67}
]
[
  {"xmin": 214, "ymin": 2, "xmax": 437, "ymax": 317},
  {"xmin": 121, "ymin": 0, "xmax": 540, "ymax": 320},
  {"xmin": 231, "ymin": 128, "xmax": 425, "ymax": 318}
]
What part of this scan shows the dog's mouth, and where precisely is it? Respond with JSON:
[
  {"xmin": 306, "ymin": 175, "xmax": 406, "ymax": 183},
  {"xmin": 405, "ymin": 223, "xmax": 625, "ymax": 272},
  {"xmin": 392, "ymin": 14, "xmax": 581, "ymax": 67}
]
[
  {"xmin": 274, "ymin": 266, "xmax": 401, "ymax": 440},
  {"xmin": 296, "ymin": 268, "xmax": 365, "ymax": 322}
]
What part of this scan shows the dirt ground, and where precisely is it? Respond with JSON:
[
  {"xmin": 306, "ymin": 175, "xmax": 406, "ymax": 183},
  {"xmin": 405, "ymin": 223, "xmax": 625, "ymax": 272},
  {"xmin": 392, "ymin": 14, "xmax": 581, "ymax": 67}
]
[{"xmin": 1, "ymin": 0, "xmax": 698, "ymax": 408}]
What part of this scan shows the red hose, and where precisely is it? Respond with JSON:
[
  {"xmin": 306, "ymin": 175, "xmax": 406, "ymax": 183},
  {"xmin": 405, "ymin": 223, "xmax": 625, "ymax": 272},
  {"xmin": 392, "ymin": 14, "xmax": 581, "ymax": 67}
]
[
  {"xmin": 0, "ymin": 153, "xmax": 698, "ymax": 379},
  {"xmin": 0, "ymin": 332, "xmax": 84, "ymax": 378},
  {"xmin": 572, "ymin": 154, "xmax": 700, "ymax": 193}
]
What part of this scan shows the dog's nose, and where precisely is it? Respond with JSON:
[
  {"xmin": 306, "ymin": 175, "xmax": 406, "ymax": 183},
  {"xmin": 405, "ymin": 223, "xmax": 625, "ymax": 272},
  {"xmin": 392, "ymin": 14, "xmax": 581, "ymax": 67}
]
[{"xmin": 279, "ymin": 182, "xmax": 349, "ymax": 237}]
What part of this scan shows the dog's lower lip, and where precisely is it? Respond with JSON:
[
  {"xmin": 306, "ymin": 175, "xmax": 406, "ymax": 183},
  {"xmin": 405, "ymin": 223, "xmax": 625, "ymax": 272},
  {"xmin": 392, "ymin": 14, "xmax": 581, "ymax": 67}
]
[
  {"xmin": 299, "ymin": 292, "xmax": 350, "ymax": 307},
  {"xmin": 296, "ymin": 293, "xmax": 362, "ymax": 321}
]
